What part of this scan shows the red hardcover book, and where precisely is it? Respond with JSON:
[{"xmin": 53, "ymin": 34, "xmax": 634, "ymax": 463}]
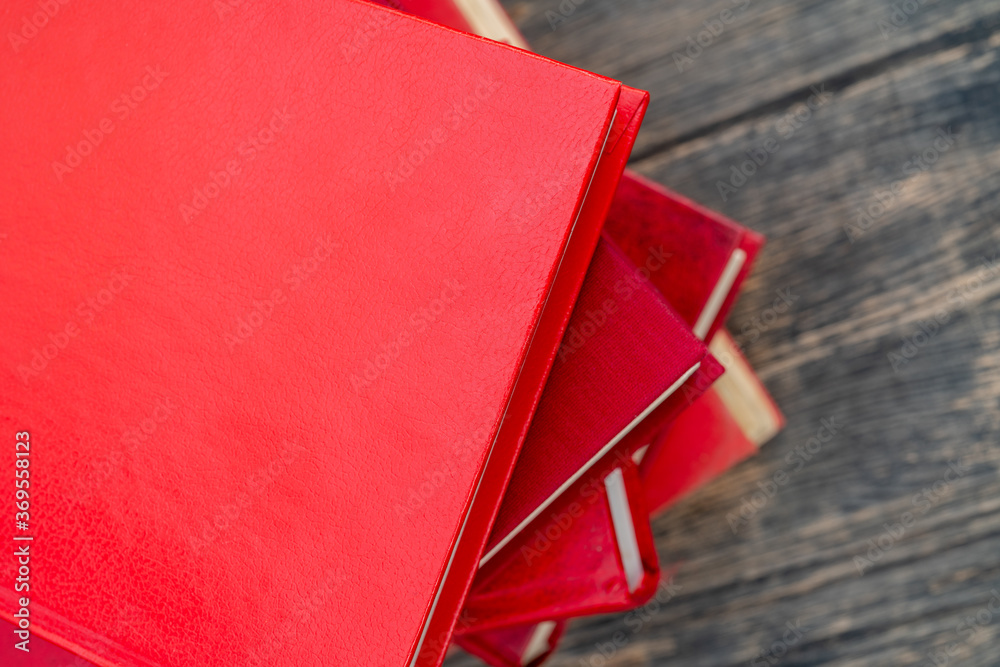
[
  {"xmin": 605, "ymin": 173, "xmax": 768, "ymax": 479},
  {"xmin": 479, "ymin": 238, "xmax": 718, "ymax": 569},
  {"xmin": 455, "ymin": 621, "xmax": 566, "ymax": 667},
  {"xmin": 0, "ymin": 1, "xmax": 642, "ymax": 665},
  {"xmin": 604, "ymin": 172, "xmax": 764, "ymax": 342},
  {"xmin": 643, "ymin": 331, "xmax": 785, "ymax": 514},
  {"xmin": 378, "ymin": 0, "xmax": 764, "ymax": 467},
  {"xmin": 378, "ymin": 1, "xmax": 762, "ymax": 344},
  {"xmin": 460, "ymin": 454, "xmax": 659, "ymax": 632}
]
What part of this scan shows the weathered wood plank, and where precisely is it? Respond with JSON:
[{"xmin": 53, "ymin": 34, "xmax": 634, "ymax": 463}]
[{"xmin": 507, "ymin": 0, "xmax": 1000, "ymax": 160}]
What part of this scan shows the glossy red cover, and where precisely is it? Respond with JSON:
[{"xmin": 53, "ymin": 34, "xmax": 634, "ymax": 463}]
[
  {"xmin": 455, "ymin": 621, "xmax": 566, "ymax": 667},
  {"xmin": 481, "ymin": 238, "xmax": 713, "ymax": 565},
  {"xmin": 0, "ymin": 1, "xmax": 633, "ymax": 665},
  {"xmin": 461, "ymin": 456, "xmax": 659, "ymax": 632}
]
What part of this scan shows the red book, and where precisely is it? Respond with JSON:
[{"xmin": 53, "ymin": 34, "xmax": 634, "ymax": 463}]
[
  {"xmin": 643, "ymin": 331, "xmax": 785, "ymax": 514},
  {"xmin": 374, "ymin": 0, "xmax": 762, "ymax": 345},
  {"xmin": 603, "ymin": 174, "xmax": 767, "ymax": 478},
  {"xmin": 604, "ymin": 172, "xmax": 764, "ymax": 342},
  {"xmin": 455, "ymin": 621, "xmax": 566, "ymax": 667},
  {"xmin": 480, "ymin": 238, "xmax": 718, "ymax": 568},
  {"xmin": 372, "ymin": 1, "xmax": 762, "ymax": 343},
  {"xmin": 0, "ymin": 1, "xmax": 642, "ymax": 665},
  {"xmin": 460, "ymin": 453, "xmax": 659, "ymax": 632},
  {"xmin": 377, "ymin": 0, "xmax": 764, "ymax": 476}
]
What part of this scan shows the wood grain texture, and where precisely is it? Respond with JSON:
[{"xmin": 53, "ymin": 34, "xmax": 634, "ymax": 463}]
[{"xmin": 446, "ymin": 1, "xmax": 1000, "ymax": 665}]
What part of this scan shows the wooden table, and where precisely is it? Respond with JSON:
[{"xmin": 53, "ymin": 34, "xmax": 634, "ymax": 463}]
[{"xmin": 448, "ymin": 1, "xmax": 1000, "ymax": 665}]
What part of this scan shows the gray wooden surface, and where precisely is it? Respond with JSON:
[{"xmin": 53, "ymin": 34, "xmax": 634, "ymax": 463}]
[{"xmin": 448, "ymin": 0, "xmax": 1000, "ymax": 665}]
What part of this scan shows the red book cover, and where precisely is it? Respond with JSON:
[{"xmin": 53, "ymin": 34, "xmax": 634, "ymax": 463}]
[
  {"xmin": 0, "ymin": 1, "xmax": 637, "ymax": 665},
  {"xmin": 604, "ymin": 174, "xmax": 767, "ymax": 479},
  {"xmin": 643, "ymin": 331, "xmax": 785, "ymax": 514},
  {"xmin": 479, "ymin": 238, "xmax": 717, "ymax": 566},
  {"xmin": 460, "ymin": 455, "xmax": 659, "ymax": 632},
  {"xmin": 455, "ymin": 621, "xmax": 566, "ymax": 667},
  {"xmin": 643, "ymin": 388, "xmax": 757, "ymax": 515},
  {"xmin": 376, "ymin": 1, "xmax": 762, "ymax": 344},
  {"xmin": 604, "ymin": 172, "xmax": 764, "ymax": 342}
]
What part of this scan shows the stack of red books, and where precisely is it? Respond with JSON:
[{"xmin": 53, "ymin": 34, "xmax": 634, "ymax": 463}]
[{"xmin": 0, "ymin": 1, "xmax": 782, "ymax": 665}]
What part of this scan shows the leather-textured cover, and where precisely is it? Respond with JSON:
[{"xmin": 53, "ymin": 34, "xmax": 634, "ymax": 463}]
[
  {"xmin": 455, "ymin": 621, "xmax": 566, "ymax": 667},
  {"xmin": 0, "ymin": 1, "xmax": 634, "ymax": 665},
  {"xmin": 379, "ymin": 0, "xmax": 760, "ymax": 345},
  {"xmin": 378, "ymin": 0, "xmax": 759, "ymax": 345},
  {"xmin": 356, "ymin": 12, "xmax": 648, "ymax": 657},
  {"xmin": 481, "ymin": 238, "xmax": 714, "ymax": 565},
  {"xmin": 409, "ymin": 41, "xmax": 646, "ymax": 667},
  {"xmin": 460, "ymin": 457, "xmax": 659, "ymax": 632}
]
